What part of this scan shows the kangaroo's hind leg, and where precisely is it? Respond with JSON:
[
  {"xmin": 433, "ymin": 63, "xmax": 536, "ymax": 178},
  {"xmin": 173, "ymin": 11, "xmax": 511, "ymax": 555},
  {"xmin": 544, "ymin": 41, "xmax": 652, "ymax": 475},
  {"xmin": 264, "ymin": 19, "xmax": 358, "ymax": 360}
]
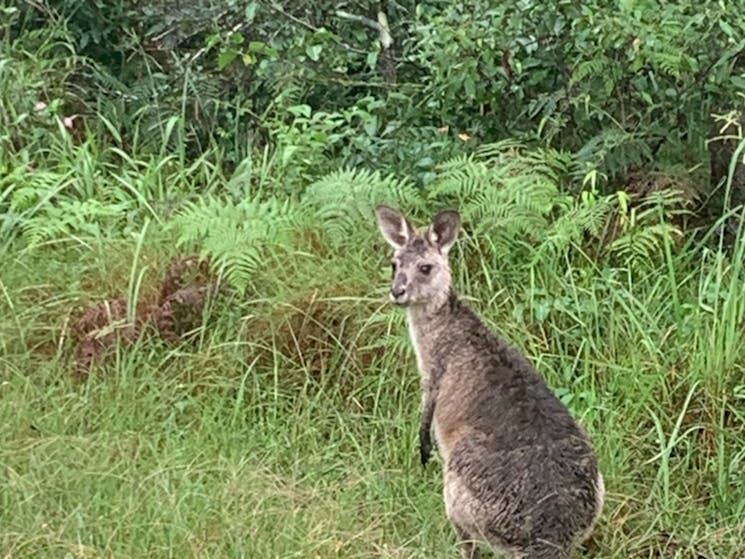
[{"xmin": 444, "ymin": 471, "xmax": 486, "ymax": 558}]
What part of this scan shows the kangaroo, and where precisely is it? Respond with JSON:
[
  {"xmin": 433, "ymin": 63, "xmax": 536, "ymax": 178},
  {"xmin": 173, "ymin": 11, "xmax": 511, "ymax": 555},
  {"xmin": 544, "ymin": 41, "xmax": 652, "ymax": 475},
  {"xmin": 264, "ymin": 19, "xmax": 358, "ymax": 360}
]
[{"xmin": 375, "ymin": 205, "xmax": 604, "ymax": 559}]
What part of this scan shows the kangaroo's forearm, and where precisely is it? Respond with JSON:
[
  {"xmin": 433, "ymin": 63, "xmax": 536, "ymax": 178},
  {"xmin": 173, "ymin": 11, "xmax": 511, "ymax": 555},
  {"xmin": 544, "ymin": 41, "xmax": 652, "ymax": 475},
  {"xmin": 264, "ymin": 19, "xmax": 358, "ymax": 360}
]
[{"xmin": 419, "ymin": 395, "xmax": 435, "ymax": 467}]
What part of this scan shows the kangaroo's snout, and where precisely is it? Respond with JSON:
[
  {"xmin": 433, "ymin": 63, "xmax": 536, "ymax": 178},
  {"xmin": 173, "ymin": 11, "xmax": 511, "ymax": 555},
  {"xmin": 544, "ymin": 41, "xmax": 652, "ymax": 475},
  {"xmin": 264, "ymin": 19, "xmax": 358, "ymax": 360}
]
[{"xmin": 390, "ymin": 273, "xmax": 408, "ymax": 303}]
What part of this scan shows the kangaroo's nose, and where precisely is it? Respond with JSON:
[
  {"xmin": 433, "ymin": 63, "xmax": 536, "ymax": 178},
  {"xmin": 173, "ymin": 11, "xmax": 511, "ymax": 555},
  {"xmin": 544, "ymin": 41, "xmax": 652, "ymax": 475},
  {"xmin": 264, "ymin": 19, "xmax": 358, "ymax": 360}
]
[{"xmin": 391, "ymin": 286, "xmax": 406, "ymax": 298}]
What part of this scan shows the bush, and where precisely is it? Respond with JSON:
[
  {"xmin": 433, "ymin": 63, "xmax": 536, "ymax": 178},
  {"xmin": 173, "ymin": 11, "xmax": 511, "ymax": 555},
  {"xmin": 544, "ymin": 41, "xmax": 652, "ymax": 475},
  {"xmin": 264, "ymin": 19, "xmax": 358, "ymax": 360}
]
[{"xmin": 11, "ymin": 1, "xmax": 739, "ymax": 200}]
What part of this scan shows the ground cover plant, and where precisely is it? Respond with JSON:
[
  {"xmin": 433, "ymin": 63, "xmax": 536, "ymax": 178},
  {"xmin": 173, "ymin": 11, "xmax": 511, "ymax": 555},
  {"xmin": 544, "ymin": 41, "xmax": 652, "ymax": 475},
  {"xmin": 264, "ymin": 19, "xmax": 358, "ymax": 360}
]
[{"xmin": 1, "ymin": 2, "xmax": 745, "ymax": 558}]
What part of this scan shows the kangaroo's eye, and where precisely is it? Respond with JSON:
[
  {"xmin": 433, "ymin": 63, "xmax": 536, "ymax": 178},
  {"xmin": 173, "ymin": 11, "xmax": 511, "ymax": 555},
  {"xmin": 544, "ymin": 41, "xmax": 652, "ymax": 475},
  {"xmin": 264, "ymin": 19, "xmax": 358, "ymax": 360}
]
[
  {"xmin": 419, "ymin": 264, "xmax": 432, "ymax": 275},
  {"xmin": 390, "ymin": 261, "xmax": 397, "ymax": 275}
]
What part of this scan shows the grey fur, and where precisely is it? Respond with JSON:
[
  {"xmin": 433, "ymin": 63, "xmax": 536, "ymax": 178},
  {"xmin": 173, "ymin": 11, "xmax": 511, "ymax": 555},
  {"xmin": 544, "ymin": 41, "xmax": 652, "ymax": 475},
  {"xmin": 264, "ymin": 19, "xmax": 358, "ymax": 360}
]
[{"xmin": 375, "ymin": 205, "xmax": 604, "ymax": 559}]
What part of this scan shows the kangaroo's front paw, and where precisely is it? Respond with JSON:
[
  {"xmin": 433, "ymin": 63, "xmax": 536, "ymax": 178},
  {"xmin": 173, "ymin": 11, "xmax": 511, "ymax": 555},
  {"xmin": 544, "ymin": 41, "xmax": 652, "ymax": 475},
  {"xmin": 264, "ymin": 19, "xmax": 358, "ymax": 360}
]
[{"xmin": 420, "ymin": 441, "xmax": 432, "ymax": 467}]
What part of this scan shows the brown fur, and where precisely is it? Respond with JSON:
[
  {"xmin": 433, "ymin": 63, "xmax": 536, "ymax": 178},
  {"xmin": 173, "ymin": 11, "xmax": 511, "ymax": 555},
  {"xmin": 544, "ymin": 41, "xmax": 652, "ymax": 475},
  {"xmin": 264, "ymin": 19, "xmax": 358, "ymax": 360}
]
[{"xmin": 375, "ymin": 205, "xmax": 604, "ymax": 559}]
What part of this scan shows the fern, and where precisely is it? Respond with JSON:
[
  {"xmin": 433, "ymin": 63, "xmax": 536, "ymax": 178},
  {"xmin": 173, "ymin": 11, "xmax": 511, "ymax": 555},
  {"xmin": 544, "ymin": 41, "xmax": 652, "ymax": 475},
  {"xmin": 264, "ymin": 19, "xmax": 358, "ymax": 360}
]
[
  {"xmin": 21, "ymin": 199, "xmax": 127, "ymax": 246},
  {"xmin": 535, "ymin": 195, "xmax": 615, "ymax": 261},
  {"xmin": 420, "ymin": 142, "xmax": 684, "ymax": 275},
  {"xmin": 303, "ymin": 167, "xmax": 424, "ymax": 247},
  {"xmin": 9, "ymin": 186, "xmax": 40, "ymax": 212},
  {"xmin": 574, "ymin": 128, "xmax": 653, "ymax": 179},
  {"xmin": 606, "ymin": 188, "xmax": 687, "ymax": 272},
  {"xmin": 427, "ymin": 142, "xmax": 573, "ymax": 262},
  {"xmin": 609, "ymin": 222, "xmax": 680, "ymax": 272},
  {"xmin": 527, "ymin": 89, "xmax": 566, "ymax": 121},
  {"xmin": 571, "ymin": 58, "xmax": 610, "ymax": 86},
  {"xmin": 166, "ymin": 195, "xmax": 301, "ymax": 292}
]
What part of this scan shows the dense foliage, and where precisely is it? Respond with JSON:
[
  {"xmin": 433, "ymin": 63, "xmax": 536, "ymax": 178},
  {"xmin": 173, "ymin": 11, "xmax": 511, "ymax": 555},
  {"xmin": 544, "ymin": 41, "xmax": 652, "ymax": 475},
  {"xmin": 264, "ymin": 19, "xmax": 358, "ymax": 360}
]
[
  {"xmin": 1, "ymin": 1, "xmax": 745, "ymax": 557},
  {"xmin": 7, "ymin": 1, "xmax": 745, "ymax": 188}
]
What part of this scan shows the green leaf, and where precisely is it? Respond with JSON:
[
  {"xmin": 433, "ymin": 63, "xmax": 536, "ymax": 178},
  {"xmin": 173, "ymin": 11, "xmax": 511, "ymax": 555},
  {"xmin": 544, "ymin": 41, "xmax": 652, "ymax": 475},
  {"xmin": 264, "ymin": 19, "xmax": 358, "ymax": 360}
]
[
  {"xmin": 719, "ymin": 19, "xmax": 735, "ymax": 39},
  {"xmin": 463, "ymin": 75, "xmax": 476, "ymax": 99},
  {"xmin": 205, "ymin": 32, "xmax": 221, "ymax": 50},
  {"xmin": 245, "ymin": 1, "xmax": 258, "ymax": 23},
  {"xmin": 218, "ymin": 49, "xmax": 238, "ymax": 70},
  {"xmin": 306, "ymin": 45, "xmax": 323, "ymax": 62},
  {"xmin": 248, "ymin": 41, "xmax": 267, "ymax": 53},
  {"xmin": 415, "ymin": 157, "xmax": 434, "ymax": 169},
  {"xmin": 363, "ymin": 116, "xmax": 378, "ymax": 137},
  {"xmin": 287, "ymin": 104, "xmax": 312, "ymax": 118},
  {"xmin": 366, "ymin": 50, "xmax": 379, "ymax": 70}
]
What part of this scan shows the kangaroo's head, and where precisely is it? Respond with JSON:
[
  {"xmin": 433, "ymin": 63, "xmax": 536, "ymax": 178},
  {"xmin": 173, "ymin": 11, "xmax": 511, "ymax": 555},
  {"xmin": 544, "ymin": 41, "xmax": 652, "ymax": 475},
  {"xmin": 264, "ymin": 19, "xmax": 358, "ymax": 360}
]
[{"xmin": 375, "ymin": 205, "xmax": 460, "ymax": 309}]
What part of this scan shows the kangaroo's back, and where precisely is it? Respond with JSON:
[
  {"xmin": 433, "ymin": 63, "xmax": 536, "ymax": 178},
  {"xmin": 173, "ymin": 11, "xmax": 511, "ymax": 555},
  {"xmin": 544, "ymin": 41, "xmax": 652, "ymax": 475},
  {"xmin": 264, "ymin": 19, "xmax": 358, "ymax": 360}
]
[
  {"xmin": 374, "ymin": 205, "xmax": 604, "ymax": 559},
  {"xmin": 428, "ymin": 294, "xmax": 587, "ymax": 453}
]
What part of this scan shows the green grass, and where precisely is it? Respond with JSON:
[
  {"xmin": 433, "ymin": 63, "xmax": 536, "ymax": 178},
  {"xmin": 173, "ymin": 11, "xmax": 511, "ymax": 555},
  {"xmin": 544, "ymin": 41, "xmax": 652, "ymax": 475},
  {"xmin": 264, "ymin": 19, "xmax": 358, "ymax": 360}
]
[
  {"xmin": 1, "ymin": 225, "xmax": 744, "ymax": 558},
  {"xmin": 1, "ymin": 13, "xmax": 745, "ymax": 558}
]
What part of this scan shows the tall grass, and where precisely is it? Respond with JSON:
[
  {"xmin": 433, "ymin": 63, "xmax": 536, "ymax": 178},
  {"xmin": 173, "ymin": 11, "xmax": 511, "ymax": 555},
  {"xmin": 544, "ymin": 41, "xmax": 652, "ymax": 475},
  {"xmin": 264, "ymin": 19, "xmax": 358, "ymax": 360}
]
[{"xmin": 2, "ymin": 203, "xmax": 745, "ymax": 558}]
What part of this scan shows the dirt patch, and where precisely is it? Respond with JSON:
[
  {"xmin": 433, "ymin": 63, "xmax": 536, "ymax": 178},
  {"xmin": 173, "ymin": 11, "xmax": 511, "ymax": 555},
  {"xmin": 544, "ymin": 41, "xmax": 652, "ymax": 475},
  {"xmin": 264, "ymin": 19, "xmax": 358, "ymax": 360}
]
[{"xmin": 70, "ymin": 255, "xmax": 219, "ymax": 376}]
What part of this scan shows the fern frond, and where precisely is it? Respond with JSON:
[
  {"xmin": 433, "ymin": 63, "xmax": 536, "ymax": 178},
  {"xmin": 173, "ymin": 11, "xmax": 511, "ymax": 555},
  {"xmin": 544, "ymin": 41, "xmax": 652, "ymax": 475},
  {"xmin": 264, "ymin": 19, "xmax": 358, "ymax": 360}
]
[
  {"xmin": 166, "ymin": 195, "xmax": 301, "ymax": 292},
  {"xmin": 9, "ymin": 186, "xmax": 40, "ymax": 212},
  {"xmin": 574, "ymin": 128, "xmax": 652, "ymax": 178},
  {"xmin": 303, "ymin": 167, "xmax": 424, "ymax": 247},
  {"xmin": 535, "ymin": 195, "xmax": 615, "ymax": 261},
  {"xmin": 606, "ymin": 187, "xmax": 686, "ymax": 272},
  {"xmin": 21, "ymin": 198, "xmax": 127, "ymax": 246},
  {"xmin": 527, "ymin": 89, "xmax": 566, "ymax": 121},
  {"xmin": 427, "ymin": 142, "xmax": 572, "ymax": 263},
  {"xmin": 609, "ymin": 222, "xmax": 680, "ymax": 272},
  {"xmin": 570, "ymin": 57, "xmax": 614, "ymax": 88}
]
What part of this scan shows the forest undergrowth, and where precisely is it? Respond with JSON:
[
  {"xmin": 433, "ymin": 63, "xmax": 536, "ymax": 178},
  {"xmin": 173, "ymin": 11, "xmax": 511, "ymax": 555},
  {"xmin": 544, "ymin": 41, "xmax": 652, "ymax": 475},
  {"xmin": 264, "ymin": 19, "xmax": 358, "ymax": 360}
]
[{"xmin": 2, "ymin": 3, "xmax": 745, "ymax": 558}]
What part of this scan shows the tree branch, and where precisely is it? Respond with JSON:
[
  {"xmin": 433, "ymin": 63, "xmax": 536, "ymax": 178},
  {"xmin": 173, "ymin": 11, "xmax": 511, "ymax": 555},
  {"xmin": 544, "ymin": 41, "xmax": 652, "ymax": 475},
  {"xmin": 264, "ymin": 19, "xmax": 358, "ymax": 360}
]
[{"xmin": 336, "ymin": 10, "xmax": 393, "ymax": 49}]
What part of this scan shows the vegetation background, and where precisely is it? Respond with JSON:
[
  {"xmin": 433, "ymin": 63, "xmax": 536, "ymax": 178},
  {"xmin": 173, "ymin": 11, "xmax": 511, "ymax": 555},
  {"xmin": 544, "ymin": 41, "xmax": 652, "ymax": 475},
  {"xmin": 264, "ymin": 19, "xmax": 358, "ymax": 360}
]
[{"xmin": 1, "ymin": 1, "xmax": 745, "ymax": 557}]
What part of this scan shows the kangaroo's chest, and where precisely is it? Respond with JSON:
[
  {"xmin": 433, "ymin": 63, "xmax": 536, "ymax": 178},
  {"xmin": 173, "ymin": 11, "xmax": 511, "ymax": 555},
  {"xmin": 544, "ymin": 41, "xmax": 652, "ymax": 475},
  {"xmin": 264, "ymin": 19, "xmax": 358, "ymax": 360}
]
[{"xmin": 407, "ymin": 317, "xmax": 430, "ymax": 381}]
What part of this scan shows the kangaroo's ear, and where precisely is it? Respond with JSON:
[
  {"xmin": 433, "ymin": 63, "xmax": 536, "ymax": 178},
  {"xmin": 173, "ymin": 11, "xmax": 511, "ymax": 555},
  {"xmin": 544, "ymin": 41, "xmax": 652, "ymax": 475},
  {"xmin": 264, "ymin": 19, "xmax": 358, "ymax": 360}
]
[
  {"xmin": 428, "ymin": 209, "xmax": 460, "ymax": 255},
  {"xmin": 375, "ymin": 205, "xmax": 414, "ymax": 249}
]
